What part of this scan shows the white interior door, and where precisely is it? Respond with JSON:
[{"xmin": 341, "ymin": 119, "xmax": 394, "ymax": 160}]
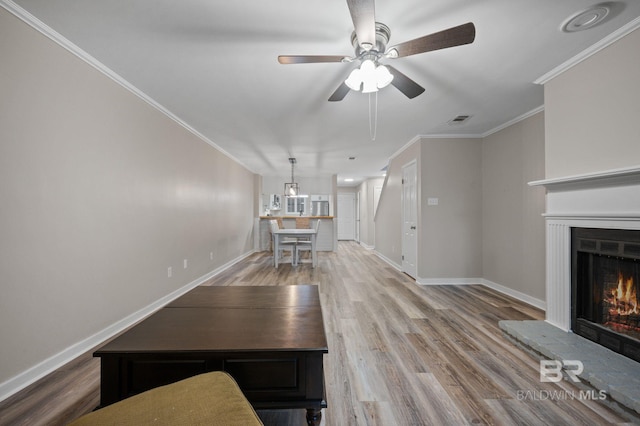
[
  {"xmin": 402, "ymin": 162, "xmax": 418, "ymax": 278},
  {"xmin": 337, "ymin": 193, "xmax": 356, "ymax": 240}
]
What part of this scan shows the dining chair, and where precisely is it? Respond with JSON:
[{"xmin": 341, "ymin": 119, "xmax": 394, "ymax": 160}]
[
  {"xmin": 270, "ymin": 220, "xmax": 296, "ymax": 267},
  {"xmin": 276, "ymin": 217, "xmax": 298, "ymax": 244},
  {"xmin": 295, "ymin": 217, "xmax": 310, "ymax": 229},
  {"xmin": 295, "ymin": 219, "xmax": 320, "ymax": 264},
  {"xmin": 294, "ymin": 217, "xmax": 312, "ymax": 243}
]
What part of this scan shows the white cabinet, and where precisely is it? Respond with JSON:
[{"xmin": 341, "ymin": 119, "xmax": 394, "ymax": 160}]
[{"xmin": 285, "ymin": 196, "xmax": 307, "ymax": 215}]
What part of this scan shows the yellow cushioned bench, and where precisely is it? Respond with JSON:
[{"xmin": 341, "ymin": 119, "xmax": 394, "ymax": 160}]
[{"xmin": 68, "ymin": 371, "xmax": 263, "ymax": 426}]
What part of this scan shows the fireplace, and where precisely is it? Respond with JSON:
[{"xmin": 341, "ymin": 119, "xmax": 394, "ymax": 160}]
[
  {"xmin": 572, "ymin": 228, "xmax": 640, "ymax": 362},
  {"xmin": 530, "ymin": 166, "xmax": 640, "ymax": 359}
]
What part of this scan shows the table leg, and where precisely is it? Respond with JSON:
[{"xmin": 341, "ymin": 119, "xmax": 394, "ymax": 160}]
[
  {"xmin": 311, "ymin": 234, "xmax": 317, "ymax": 268},
  {"xmin": 274, "ymin": 235, "xmax": 279, "ymax": 268},
  {"xmin": 306, "ymin": 408, "xmax": 322, "ymax": 426},
  {"xmin": 292, "ymin": 242, "xmax": 298, "ymax": 267}
]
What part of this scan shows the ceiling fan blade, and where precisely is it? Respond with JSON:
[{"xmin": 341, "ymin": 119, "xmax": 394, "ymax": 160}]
[
  {"xmin": 388, "ymin": 22, "xmax": 475, "ymax": 58},
  {"xmin": 387, "ymin": 66, "xmax": 425, "ymax": 99},
  {"xmin": 278, "ymin": 55, "xmax": 348, "ymax": 64},
  {"xmin": 328, "ymin": 82, "xmax": 350, "ymax": 102},
  {"xmin": 346, "ymin": 0, "xmax": 376, "ymax": 50}
]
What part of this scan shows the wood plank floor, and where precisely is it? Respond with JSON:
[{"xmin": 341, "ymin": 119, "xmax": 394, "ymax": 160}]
[{"xmin": 1, "ymin": 241, "xmax": 637, "ymax": 425}]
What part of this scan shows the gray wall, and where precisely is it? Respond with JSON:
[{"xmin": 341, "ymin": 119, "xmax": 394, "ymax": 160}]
[
  {"xmin": 420, "ymin": 138, "xmax": 483, "ymax": 279},
  {"xmin": 372, "ymin": 125, "xmax": 544, "ymax": 300},
  {"xmin": 375, "ymin": 142, "xmax": 420, "ymax": 266},
  {"xmin": 545, "ymin": 27, "xmax": 640, "ymax": 178},
  {"xmin": 482, "ymin": 113, "xmax": 546, "ymax": 301},
  {"xmin": 0, "ymin": 9, "xmax": 255, "ymax": 388},
  {"xmin": 374, "ymin": 138, "xmax": 483, "ymax": 277}
]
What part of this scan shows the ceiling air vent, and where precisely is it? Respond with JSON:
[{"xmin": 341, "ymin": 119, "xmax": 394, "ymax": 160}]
[{"xmin": 448, "ymin": 115, "xmax": 472, "ymax": 125}]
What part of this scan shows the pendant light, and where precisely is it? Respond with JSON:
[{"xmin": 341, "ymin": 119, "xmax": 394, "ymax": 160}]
[{"xmin": 284, "ymin": 158, "xmax": 300, "ymax": 197}]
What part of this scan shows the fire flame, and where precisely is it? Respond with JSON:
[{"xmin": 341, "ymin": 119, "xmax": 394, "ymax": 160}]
[{"xmin": 610, "ymin": 273, "xmax": 638, "ymax": 316}]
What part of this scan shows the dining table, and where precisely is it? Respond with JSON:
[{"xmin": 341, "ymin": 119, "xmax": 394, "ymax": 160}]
[{"xmin": 273, "ymin": 228, "xmax": 318, "ymax": 268}]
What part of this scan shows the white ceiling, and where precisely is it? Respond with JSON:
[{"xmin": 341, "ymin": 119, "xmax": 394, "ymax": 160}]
[{"xmin": 8, "ymin": 0, "xmax": 640, "ymax": 185}]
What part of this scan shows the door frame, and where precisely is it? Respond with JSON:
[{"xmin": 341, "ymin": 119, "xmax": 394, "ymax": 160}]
[{"xmin": 401, "ymin": 160, "xmax": 418, "ymax": 279}]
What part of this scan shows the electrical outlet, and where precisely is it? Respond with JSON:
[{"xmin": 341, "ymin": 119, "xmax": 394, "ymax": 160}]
[
  {"xmin": 167, "ymin": 267, "xmax": 172, "ymax": 278},
  {"xmin": 210, "ymin": 252, "xmax": 213, "ymax": 260},
  {"xmin": 183, "ymin": 259, "xmax": 188, "ymax": 269}
]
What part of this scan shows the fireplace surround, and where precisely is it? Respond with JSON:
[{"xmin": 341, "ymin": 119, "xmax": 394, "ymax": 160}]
[
  {"xmin": 530, "ymin": 166, "xmax": 640, "ymax": 361},
  {"xmin": 571, "ymin": 227, "xmax": 640, "ymax": 361}
]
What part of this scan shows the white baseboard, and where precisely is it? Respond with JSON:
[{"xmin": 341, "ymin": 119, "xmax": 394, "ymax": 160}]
[
  {"xmin": 417, "ymin": 277, "xmax": 482, "ymax": 285},
  {"xmin": 0, "ymin": 250, "xmax": 255, "ymax": 403},
  {"xmin": 480, "ymin": 278, "xmax": 546, "ymax": 311},
  {"xmin": 373, "ymin": 250, "xmax": 402, "ymax": 271},
  {"xmin": 359, "ymin": 241, "xmax": 374, "ymax": 250},
  {"xmin": 415, "ymin": 277, "xmax": 546, "ymax": 311}
]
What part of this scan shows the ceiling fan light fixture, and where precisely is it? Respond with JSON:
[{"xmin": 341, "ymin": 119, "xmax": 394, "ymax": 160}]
[
  {"xmin": 344, "ymin": 60, "xmax": 394, "ymax": 94},
  {"xmin": 345, "ymin": 68, "xmax": 363, "ymax": 91},
  {"xmin": 360, "ymin": 59, "xmax": 376, "ymax": 72},
  {"xmin": 375, "ymin": 64, "xmax": 393, "ymax": 88},
  {"xmin": 360, "ymin": 60, "xmax": 378, "ymax": 93},
  {"xmin": 361, "ymin": 79, "xmax": 378, "ymax": 93}
]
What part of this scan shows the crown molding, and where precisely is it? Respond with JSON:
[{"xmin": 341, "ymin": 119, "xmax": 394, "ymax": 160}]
[
  {"xmin": 419, "ymin": 134, "xmax": 484, "ymax": 139},
  {"xmin": 0, "ymin": 0, "xmax": 255, "ymax": 174},
  {"xmin": 534, "ymin": 16, "xmax": 640, "ymax": 85},
  {"xmin": 392, "ymin": 105, "xmax": 545, "ymax": 157},
  {"xmin": 480, "ymin": 105, "xmax": 545, "ymax": 137},
  {"xmin": 388, "ymin": 134, "xmax": 422, "ymax": 161}
]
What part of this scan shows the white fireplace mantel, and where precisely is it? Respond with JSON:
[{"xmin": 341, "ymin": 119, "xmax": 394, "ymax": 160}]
[
  {"xmin": 528, "ymin": 166, "xmax": 640, "ymax": 331},
  {"xmin": 529, "ymin": 165, "xmax": 640, "ymax": 190}
]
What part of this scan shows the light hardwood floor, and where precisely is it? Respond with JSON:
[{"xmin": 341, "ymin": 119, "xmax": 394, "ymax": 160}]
[{"xmin": 1, "ymin": 242, "xmax": 637, "ymax": 425}]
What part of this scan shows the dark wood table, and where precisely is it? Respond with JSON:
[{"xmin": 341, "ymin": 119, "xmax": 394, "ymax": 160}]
[{"xmin": 94, "ymin": 285, "xmax": 328, "ymax": 425}]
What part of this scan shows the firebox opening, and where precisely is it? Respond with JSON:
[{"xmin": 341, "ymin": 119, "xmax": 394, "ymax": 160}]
[{"xmin": 572, "ymin": 228, "xmax": 640, "ymax": 362}]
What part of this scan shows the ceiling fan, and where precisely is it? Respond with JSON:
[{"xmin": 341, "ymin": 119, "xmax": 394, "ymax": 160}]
[{"xmin": 278, "ymin": 0, "xmax": 475, "ymax": 101}]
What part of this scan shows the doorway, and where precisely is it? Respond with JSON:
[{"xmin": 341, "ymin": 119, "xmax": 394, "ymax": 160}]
[{"xmin": 337, "ymin": 193, "xmax": 356, "ymax": 240}]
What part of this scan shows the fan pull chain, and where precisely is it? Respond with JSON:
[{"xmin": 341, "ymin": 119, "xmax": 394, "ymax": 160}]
[{"xmin": 369, "ymin": 91, "xmax": 378, "ymax": 141}]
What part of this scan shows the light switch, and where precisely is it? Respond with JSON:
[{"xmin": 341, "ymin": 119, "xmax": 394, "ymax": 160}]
[{"xmin": 427, "ymin": 197, "xmax": 439, "ymax": 206}]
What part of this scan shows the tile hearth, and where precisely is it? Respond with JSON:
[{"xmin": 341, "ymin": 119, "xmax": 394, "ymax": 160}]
[{"xmin": 500, "ymin": 320, "xmax": 640, "ymax": 418}]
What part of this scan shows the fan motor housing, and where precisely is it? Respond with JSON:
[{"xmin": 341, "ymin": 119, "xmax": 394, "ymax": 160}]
[{"xmin": 351, "ymin": 22, "xmax": 391, "ymax": 56}]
